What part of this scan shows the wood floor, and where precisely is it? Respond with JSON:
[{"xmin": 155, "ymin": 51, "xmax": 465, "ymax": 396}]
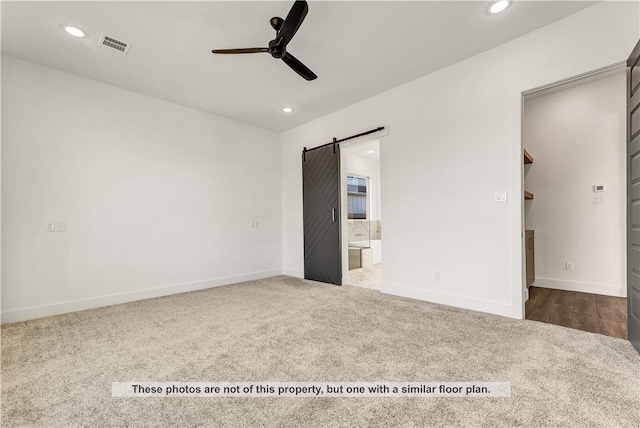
[{"xmin": 525, "ymin": 287, "xmax": 627, "ymax": 339}]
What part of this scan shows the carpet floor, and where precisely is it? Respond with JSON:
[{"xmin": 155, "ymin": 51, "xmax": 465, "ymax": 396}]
[{"xmin": 2, "ymin": 276, "xmax": 639, "ymax": 427}]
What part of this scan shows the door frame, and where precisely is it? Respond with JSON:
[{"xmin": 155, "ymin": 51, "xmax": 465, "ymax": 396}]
[
  {"xmin": 519, "ymin": 61, "xmax": 627, "ymax": 311},
  {"xmin": 337, "ymin": 132, "xmax": 388, "ymax": 287}
]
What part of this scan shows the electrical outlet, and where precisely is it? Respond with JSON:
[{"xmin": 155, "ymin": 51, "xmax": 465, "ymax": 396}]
[
  {"xmin": 434, "ymin": 270, "xmax": 440, "ymax": 281},
  {"xmin": 593, "ymin": 195, "xmax": 606, "ymax": 205},
  {"xmin": 46, "ymin": 222, "xmax": 55, "ymax": 232},
  {"xmin": 495, "ymin": 191, "xmax": 508, "ymax": 202},
  {"xmin": 565, "ymin": 262, "xmax": 574, "ymax": 272}
]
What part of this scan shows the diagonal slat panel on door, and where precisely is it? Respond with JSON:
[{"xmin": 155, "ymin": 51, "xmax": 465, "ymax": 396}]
[
  {"xmin": 303, "ymin": 144, "xmax": 342, "ymax": 285},
  {"xmin": 627, "ymin": 39, "xmax": 640, "ymax": 352}
]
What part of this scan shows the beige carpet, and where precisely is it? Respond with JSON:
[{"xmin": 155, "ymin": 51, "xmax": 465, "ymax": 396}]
[{"xmin": 2, "ymin": 276, "xmax": 639, "ymax": 427}]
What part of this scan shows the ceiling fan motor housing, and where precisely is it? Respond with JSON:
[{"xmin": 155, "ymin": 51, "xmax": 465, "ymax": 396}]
[{"xmin": 268, "ymin": 38, "xmax": 286, "ymax": 59}]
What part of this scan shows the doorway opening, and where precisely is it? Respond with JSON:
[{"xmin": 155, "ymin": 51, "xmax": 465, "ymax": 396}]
[
  {"xmin": 341, "ymin": 139, "xmax": 382, "ymax": 290},
  {"xmin": 521, "ymin": 65, "xmax": 628, "ymax": 339}
]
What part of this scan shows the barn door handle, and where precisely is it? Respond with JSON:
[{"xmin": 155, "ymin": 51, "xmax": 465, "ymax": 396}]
[{"xmin": 332, "ymin": 208, "xmax": 336, "ymax": 222}]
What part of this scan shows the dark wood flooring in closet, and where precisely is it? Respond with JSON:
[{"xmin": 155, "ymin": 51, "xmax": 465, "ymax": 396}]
[{"xmin": 525, "ymin": 287, "xmax": 627, "ymax": 339}]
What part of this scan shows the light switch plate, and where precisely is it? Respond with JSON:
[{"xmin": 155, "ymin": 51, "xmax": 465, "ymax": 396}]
[
  {"xmin": 593, "ymin": 195, "xmax": 606, "ymax": 205},
  {"xmin": 495, "ymin": 191, "xmax": 508, "ymax": 202},
  {"xmin": 55, "ymin": 221, "xmax": 67, "ymax": 232}
]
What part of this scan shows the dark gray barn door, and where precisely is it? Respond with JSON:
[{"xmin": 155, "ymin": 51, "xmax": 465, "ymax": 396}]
[
  {"xmin": 627, "ymin": 39, "xmax": 640, "ymax": 352},
  {"xmin": 303, "ymin": 144, "xmax": 342, "ymax": 285}
]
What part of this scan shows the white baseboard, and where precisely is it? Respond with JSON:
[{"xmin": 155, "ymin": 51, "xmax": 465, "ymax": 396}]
[
  {"xmin": 382, "ymin": 284, "xmax": 519, "ymax": 319},
  {"xmin": 533, "ymin": 277, "xmax": 626, "ymax": 297},
  {"xmin": 1, "ymin": 269, "xmax": 283, "ymax": 324},
  {"xmin": 282, "ymin": 268, "xmax": 304, "ymax": 278}
]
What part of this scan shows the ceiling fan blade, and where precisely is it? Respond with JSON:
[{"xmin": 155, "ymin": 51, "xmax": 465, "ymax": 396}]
[
  {"xmin": 278, "ymin": 0, "xmax": 308, "ymax": 45},
  {"xmin": 282, "ymin": 52, "xmax": 317, "ymax": 81},
  {"xmin": 211, "ymin": 48, "xmax": 269, "ymax": 54}
]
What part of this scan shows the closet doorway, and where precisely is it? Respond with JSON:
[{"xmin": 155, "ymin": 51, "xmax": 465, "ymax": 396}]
[{"xmin": 522, "ymin": 65, "xmax": 628, "ymax": 339}]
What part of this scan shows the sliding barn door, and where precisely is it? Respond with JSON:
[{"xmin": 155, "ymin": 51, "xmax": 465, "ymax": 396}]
[
  {"xmin": 627, "ymin": 39, "xmax": 640, "ymax": 352},
  {"xmin": 302, "ymin": 144, "xmax": 342, "ymax": 285}
]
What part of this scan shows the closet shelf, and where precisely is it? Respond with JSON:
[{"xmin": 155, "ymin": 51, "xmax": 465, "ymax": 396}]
[{"xmin": 524, "ymin": 149, "xmax": 534, "ymax": 200}]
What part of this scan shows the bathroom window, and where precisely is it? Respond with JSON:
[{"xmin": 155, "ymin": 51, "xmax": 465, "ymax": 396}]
[{"xmin": 347, "ymin": 175, "xmax": 368, "ymax": 220}]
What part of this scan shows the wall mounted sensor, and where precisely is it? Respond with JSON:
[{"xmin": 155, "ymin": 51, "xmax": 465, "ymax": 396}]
[{"xmin": 593, "ymin": 185, "xmax": 606, "ymax": 193}]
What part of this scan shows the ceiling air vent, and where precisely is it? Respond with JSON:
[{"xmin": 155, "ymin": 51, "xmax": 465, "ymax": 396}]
[{"xmin": 98, "ymin": 34, "xmax": 131, "ymax": 56}]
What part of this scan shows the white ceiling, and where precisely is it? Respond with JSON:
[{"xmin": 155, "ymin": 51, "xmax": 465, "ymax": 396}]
[{"xmin": 1, "ymin": 1, "xmax": 596, "ymax": 132}]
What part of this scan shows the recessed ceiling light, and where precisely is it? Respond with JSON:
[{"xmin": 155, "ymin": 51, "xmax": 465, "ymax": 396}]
[
  {"xmin": 282, "ymin": 107, "xmax": 294, "ymax": 113},
  {"xmin": 368, "ymin": 150, "xmax": 374, "ymax": 154},
  {"xmin": 64, "ymin": 26, "xmax": 86, "ymax": 38},
  {"xmin": 489, "ymin": 0, "xmax": 510, "ymax": 14}
]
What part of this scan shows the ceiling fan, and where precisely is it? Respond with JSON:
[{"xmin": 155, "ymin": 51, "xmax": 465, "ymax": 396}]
[{"xmin": 211, "ymin": 0, "xmax": 317, "ymax": 81}]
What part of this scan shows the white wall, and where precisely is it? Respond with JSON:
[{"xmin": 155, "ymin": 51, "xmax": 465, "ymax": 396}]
[
  {"xmin": 524, "ymin": 70, "xmax": 626, "ymax": 297},
  {"xmin": 281, "ymin": 2, "xmax": 639, "ymax": 318},
  {"xmin": 1, "ymin": 55, "xmax": 282, "ymax": 322}
]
